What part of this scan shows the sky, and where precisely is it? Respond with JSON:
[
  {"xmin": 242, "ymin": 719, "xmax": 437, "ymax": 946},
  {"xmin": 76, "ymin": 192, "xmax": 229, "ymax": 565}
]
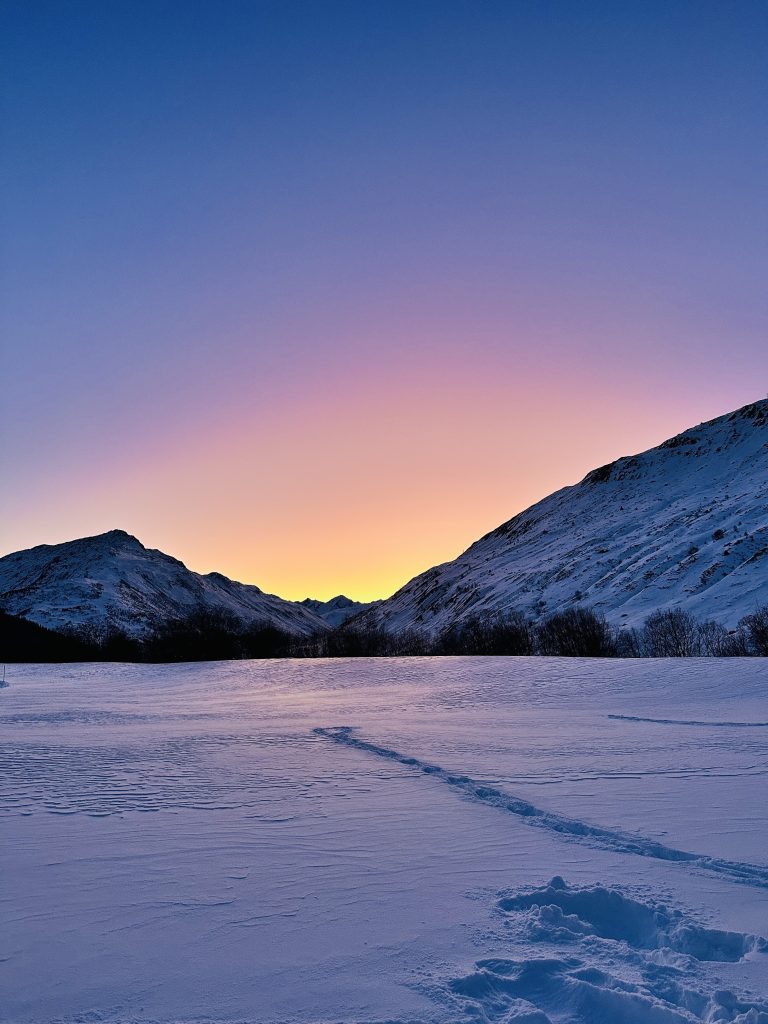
[{"xmin": 2, "ymin": 0, "xmax": 766, "ymax": 601}]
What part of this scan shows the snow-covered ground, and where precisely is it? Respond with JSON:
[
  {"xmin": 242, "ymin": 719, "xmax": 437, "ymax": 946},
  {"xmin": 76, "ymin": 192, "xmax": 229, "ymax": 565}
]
[{"xmin": 1, "ymin": 657, "xmax": 767, "ymax": 1024}]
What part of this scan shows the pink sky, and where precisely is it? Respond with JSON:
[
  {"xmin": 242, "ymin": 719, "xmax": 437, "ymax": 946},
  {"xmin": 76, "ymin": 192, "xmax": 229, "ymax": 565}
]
[{"xmin": 3, "ymin": 2, "xmax": 766, "ymax": 599}]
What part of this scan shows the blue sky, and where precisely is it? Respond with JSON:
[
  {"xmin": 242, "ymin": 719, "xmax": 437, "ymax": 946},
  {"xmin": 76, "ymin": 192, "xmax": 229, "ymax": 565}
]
[{"xmin": 2, "ymin": 1, "xmax": 766, "ymax": 597}]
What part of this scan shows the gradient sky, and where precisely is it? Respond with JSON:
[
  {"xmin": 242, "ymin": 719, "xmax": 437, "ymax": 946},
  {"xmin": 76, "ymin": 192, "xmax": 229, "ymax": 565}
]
[{"xmin": 2, "ymin": 1, "xmax": 767, "ymax": 600}]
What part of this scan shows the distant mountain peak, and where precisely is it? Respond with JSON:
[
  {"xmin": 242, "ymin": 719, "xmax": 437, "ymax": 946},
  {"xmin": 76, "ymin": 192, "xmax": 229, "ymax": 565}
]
[
  {"xmin": 94, "ymin": 528, "xmax": 145, "ymax": 547},
  {"xmin": 303, "ymin": 594, "xmax": 354, "ymax": 608},
  {"xmin": 301, "ymin": 594, "xmax": 378, "ymax": 627},
  {"xmin": 0, "ymin": 533, "xmax": 326, "ymax": 641}
]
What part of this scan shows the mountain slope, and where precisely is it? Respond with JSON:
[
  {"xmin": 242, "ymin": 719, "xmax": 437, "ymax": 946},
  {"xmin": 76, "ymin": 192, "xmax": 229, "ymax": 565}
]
[
  {"xmin": 0, "ymin": 531, "xmax": 328, "ymax": 641},
  {"xmin": 359, "ymin": 400, "xmax": 768, "ymax": 634},
  {"xmin": 300, "ymin": 595, "xmax": 378, "ymax": 628}
]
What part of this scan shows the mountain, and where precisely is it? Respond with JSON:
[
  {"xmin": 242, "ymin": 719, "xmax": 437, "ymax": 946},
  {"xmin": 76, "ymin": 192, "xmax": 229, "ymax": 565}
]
[
  {"xmin": 300, "ymin": 595, "xmax": 378, "ymax": 628},
  {"xmin": 356, "ymin": 400, "xmax": 768, "ymax": 635},
  {"xmin": 0, "ymin": 530, "xmax": 328, "ymax": 641}
]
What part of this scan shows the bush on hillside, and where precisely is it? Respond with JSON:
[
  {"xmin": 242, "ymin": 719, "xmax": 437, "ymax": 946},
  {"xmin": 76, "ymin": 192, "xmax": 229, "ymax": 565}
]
[
  {"xmin": 642, "ymin": 609, "xmax": 703, "ymax": 658},
  {"xmin": 5, "ymin": 602, "xmax": 767, "ymax": 663},
  {"xmin": 437, "ymin": 611, "xmax": 534, "ymax": 656},
  {"xmin": 0, "ymin": 610, "xmax": 93, "ymax": 662},
  {"xmin": 534, "ymin": 607, "xmax": 617, "ymax": 658},
  {"xmin": 143, "ymin": 609, "xmax": 292, "ymax": 661},
  {"xmin": 740, "ymin": 607, "xmax": 768, "ymax": 656}
]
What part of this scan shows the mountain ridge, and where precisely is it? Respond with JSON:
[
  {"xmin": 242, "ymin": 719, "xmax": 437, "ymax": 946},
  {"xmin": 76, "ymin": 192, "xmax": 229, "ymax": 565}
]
[
  {"xmin": 300, "ymin": 595, "xmax": 379, "ymax": 628},
  {"xmin": 0, "ymin": 530, "xmax": 327, "ymax": 641},
  {"xmin": 2, "ymin": 400, "xmax": 766, "ymax": 644},
  {"xmin": 354, "ymin": 399, "xmax": 768, "ymax": 634}
]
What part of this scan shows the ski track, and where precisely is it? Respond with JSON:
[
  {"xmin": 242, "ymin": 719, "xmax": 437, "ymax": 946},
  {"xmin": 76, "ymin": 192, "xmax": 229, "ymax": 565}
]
[
  {"xmin": 608, "ymin": 714, "xmax": 768, "ymax": 728},
  {"xmin": 314, "ymin": 727, "xmax": 768, "ymax": 890}
]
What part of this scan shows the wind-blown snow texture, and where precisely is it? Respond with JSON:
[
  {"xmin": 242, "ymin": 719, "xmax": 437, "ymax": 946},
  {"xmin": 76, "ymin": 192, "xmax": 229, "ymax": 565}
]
[
  {"xmin": 2, "ymin": 656, "xmax": 767, "ymax": 1024},
  {"xmin": 0, "ymin": 529, "xmax": 328, "ymax": 640},
  {"xmin": 360, "ymin": 400, "xmax": 768, "ymax": 633}
]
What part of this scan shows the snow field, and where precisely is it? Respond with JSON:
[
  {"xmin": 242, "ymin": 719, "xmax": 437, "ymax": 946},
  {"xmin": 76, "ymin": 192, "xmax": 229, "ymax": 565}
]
[{"xmin": 1, "ymin": 656, "xmax": 766, "ymax": 1023}]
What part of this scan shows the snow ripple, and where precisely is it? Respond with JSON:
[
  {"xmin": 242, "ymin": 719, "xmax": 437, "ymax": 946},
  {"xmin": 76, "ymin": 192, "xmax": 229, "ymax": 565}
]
[
  {"xmin": 0, "ymin": 732, "xmax": 314, "ymax": 818},
  {"xmin": 314, "ymin": 727, "xmax": 768, "ymax": 889}
]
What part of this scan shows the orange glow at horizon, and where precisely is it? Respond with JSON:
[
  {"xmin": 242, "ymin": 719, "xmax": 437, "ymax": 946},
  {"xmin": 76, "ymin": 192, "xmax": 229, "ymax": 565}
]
[
  {"xmin": 2, "ymin": 326, "xmax": 752, "ymax": 603},
  {"xmin": 5, "ymin": 1, "xmax": 768, "ymax": 606}
]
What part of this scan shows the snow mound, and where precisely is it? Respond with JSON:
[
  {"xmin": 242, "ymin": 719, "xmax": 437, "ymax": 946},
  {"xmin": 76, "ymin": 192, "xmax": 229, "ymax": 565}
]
[
  {"xmin": 450, "ymin": 879, "xmax": 768, "ymax": 1024},
  {"xmin": 500, "ymin": 879, "xmax": 767, "ymax": 961}
]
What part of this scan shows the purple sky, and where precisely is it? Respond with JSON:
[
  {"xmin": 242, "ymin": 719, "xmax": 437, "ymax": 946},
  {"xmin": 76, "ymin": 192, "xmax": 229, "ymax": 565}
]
[{"xmin": 2, "ymin": 1, "xmax": 766, "ymax": 598}]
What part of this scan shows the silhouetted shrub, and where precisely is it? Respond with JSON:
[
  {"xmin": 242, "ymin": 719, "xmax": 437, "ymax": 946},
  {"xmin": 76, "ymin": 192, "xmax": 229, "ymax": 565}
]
[
  {"xmin": 437, "ymin": 611, "xmax": 534, "ymax": 656},
  {"xmin": 143, "ymin": 609, "xmax": 292, "ymax": 661},
  {"xmin": 698, "ymin": 619, "xmax": 750, "ymax": 657},
  {"xmin": 535, "ymin": 607, "xmax": 617, "ymax": 657},
  {"xmin": 642, "ymin": 609, "xmax": 702, "ymax": 657},
  {"xmin": 241, "ymin": 623, "xmax": 295, "ymax": 659},
  {"xmin": 0, "ymin": 611, "xmax": 93, "ymax": 662},
  {"xmin": 315, "ymin": 623, "xmax": 398, "ymax": 657},
  {"xmin": 740, "ymin": 606, "xmax": 768, "ymax": 656},
  {"xmin": 5, "ymin": 602, "xmax": 766, "ymax": 664},
  {"xmin": 612, "ymin": 627, "xmax": 642, "ymax": 658},
  {"xmin": 99, "ymin": 631, "xmax": 144, "ymax": 661},
  {"xmin": 391, "ymin": 628, "xmax": 435, "ymax": 656}
]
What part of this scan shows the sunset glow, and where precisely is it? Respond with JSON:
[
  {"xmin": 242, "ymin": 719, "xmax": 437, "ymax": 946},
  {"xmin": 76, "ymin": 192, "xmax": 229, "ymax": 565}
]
[{"xmin": 3, "ymin": 1, "xmax": 766, "ymax": 600}]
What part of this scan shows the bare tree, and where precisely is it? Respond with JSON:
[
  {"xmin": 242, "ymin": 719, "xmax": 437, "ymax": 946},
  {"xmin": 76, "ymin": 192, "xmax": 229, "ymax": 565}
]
[
  {"xmin": 740, "ymin": 606, "xmax": 768, "ymax": 656},
  {"xmin": 642, "ymin": 609, "xmax": 702, "ymax": 657},
  {"xmin": 698, "ymin": 619, "xmax": 749, "ymax": 657},
  {"xmin": 438, "ymin": 611, "xmax": 534, "ymax": 656},
  {"xmin": 535, "ymin": 607, "xmax": 617, "ymax": 657}
]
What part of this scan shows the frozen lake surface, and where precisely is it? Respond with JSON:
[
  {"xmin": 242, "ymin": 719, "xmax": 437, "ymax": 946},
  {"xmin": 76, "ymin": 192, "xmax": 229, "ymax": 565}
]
[{"xmin": 2, "ymin": 657, "xmax": 767, "ymax": 1023}]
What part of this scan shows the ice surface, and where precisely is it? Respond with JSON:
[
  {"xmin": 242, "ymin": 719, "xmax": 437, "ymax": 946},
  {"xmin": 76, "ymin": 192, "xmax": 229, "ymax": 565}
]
[{"xmin": 1, "ymin": 656, "xmax": 767, "ymax": 1023}]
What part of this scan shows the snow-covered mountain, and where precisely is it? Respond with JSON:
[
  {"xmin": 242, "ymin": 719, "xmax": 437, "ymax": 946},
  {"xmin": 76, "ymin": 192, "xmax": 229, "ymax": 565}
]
[
  {"xmin": 300, "ymin": 595, "xmax": 378, "ymax": 628},
  {"xmin": 0, "ymin": 530, "xmax": 328, "ymax": 641},
  {"xmin": 358, "ymin": 400, "xmax": 768, "ymax": 634}
]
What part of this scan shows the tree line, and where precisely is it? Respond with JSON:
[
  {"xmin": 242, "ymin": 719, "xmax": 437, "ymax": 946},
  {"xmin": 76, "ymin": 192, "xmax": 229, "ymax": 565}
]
[
  {"xmin": 304, "ymin": 605, "xmax": 768, "ymax": 659},
  {"xmin": 2, "ymin": 604, "xmax": 767, "ymax": 663}
]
